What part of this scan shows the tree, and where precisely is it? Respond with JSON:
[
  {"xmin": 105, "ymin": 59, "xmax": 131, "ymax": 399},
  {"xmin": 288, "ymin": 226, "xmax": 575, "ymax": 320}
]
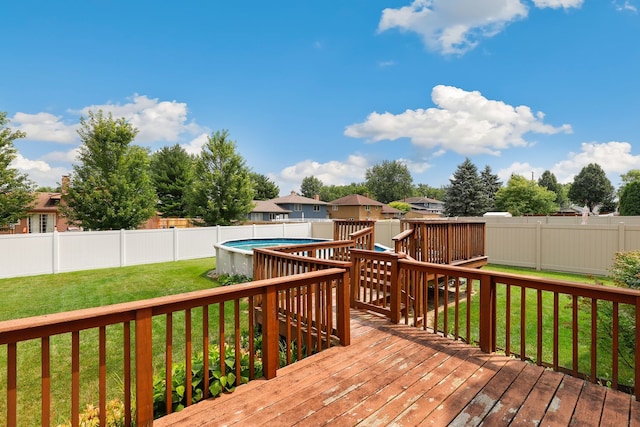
[
  {"xmin": 480, "ymin": 165, "xmax": 502, "ymax": 212},
  {"xmin": 414, "ymin": 183, "xmax": 446, "ymax": 201},
  {"xmin": 537, "ymin": 170, "xmax": 567, "ymax": 208},
  {"xmin": 443, "ymin": 158, "xmax": 487, "ymax": 217},
  {"xmin": 620, "ymin": 169, "xmax": 640, "ymax": 185},
  {"xmin": 0, "ymin": 112, "xmax": 35, "ymax": 229},
  {"xmin": 619, "ymin": 181, "xmax": 640, "ymax": 216},
  {"xmin": 568, "ymin": 163, "xmax": 615, "ymax": 213},
  {"xmin": 319, "ymin": 182, "xmax": 368, "ymax": 202},
  {"xmin": 389, "ymin": 201, "xmax": 411, "ymax": 214},
  {"xmin": 250, "ymin": 172, "xmax": 279, "ymax": 200},
  {"xmin": 300, "ymin": 176, "xmax": 323, "ymax": 199},
  {"xmin": 62, "ymin": 111, "xmax": 157, "ymax": 230},
  {"xmin": 494, "ymin": 174, "xmax": 557, "ymax": 216},
  {"xmin": 189, "ymin": 130, "xmax": 254, "ymax": 225},
  {"xmin": 364, "ymin": 160, "xmax": 413, "ymax": 204},
  {"xmin": 150, "ymin": 144, "xmax": 194, "ymax": 217}
]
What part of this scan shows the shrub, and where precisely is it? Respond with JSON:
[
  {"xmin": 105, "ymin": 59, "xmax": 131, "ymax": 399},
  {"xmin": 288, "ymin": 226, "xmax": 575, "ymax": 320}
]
[{"xmin": 57, "ymin": 398, "xmax": 133, "ymax": 427}]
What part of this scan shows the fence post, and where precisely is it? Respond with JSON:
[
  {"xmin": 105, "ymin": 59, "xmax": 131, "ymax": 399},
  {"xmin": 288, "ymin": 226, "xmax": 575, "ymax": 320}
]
[
  {"xmin": 173, "ymin": 227, "xmax": 179, "ymax": 261},
  {"xmin": 261, "ymin": 286, "xmax": 279, "ymax": 379},
  {"xmin": 120, "ymin": 229, "xmax": 126, "ymax": 267},
  {"xmin": 52, "ymin": 230, "xmax": 59, "ymax": 274},
  {"xmin": 619, "ymin": 222, "xmax": 626, "ymax": 252},
  {"xmin": 478, "ymin": 274, "xmax": 496, "ymax": 353},
  {"xmin": 135, "ymin": 308, "xmax": 154, "ymax": 426},
  {"xmin": 535, "ymin": 222, "xmax": 542, "ymax": 271},
  {"xmin": 337, "ymin": 270, "xmax": 351, "ymax": 346},
  {"xmin": 390, "ymin": 254, "xmax": 402, "ymax": 324}
]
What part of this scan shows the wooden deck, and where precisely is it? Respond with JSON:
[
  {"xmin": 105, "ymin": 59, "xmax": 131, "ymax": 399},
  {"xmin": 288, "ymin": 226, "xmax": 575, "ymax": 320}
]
[{"xmin": 155, "ymin": 309, "xmax": 640, "ymax": 427}]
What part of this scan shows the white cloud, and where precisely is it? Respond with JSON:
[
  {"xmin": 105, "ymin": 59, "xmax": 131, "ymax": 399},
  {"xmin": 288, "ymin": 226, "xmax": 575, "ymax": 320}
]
[
  {"xmin": 276, "ymin": 155, "xmax": 371, "ymax": 191},
  {"xmin": 497, "ymin": 162, "xmax": 545, "ymax": 183},
  {"xmin": 10, "ymin": 154, "xmax": 70, "ymax": 188},
  {"xmin": 532, "ymin": 0, "xmax": 584, "ymax": 8},
  {"xmin": 551, "ymin": 141, "xmax": 640, "ymax": 184},
  {"xmin": 398, "ymin": 157, "xmax": 432, "ymax": 174},
  {"xmin": 613, "ymin": 1, "xmax": 638, "ymax": 13},
  {"xmin": 12, "ymin": 112, "xmax": 78, "ymax": 144},
  {"xmin": 345, "ymin": 85, "xmax": 571, "ymax": 156},
  {"xmin": 378, "ymin": 0, "xmax": 529, "ymax": 55},
  {"xmin": 40, "ymin": 147, "xmax": 81, "ymax": 163},
  {"xmin": 71, "ymin": 94, "xmax": 203, "ymax": 143},
  {"xmin": 180, "ymin": 133, "xmax": 210, "ymax": 156}
]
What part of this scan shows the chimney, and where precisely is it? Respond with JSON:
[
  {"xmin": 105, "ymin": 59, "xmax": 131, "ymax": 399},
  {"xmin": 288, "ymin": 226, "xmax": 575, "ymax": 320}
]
[
  {"xmin": 314, "ymin": 194, "xmax": 319, "ymax": 201},
  {"xmin": 61, "ymin": 175, "xmax": 70, "ymax": 194},
  {"xmin": 291, "ymin": 190, "xmax": 297, "ymax": 196}
]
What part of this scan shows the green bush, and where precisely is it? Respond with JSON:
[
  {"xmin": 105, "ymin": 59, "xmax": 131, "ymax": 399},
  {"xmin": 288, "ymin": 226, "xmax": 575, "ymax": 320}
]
[{"xmin": 152, "ymin": 341, "xmax": 262, "ymax": 418}]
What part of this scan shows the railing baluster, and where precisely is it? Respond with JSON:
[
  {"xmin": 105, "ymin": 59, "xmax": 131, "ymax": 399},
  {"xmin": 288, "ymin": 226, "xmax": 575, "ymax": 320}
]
[
  {"xmin": 165, "ymin": 313, "xmax": 173, "ymax": 415},
  {"xmin": 72, "ymin": 331, "xmax": 80, "ymax": 427},
  {"xmin": 553, "ymin": 293, "xmax": 559, "ymax": 371},
  {"xmin": 124, "ymin": 321, "xmax": 131, "ymax": 427},
  {"xmin": 591, "ymin": 299, "xmax": 597, "ymax": 383},
  {"xmin": 8, "ymin": 342, "xmax": 17, "ymax": 427},
  {"xmin": 99, "ymin": 326, "xmax": 106, "ymax": 426},
  {"xmin": 537, "ymin": 290, "xmax": 543, "ymax": 366},
  {"xmin": 42, "ymin": 336, "xmax": 50, "ymax": 427},
  {"xmin": 185, "ymin": 308, "xmax": 192, "ymax": 406},
  {"xmin": 203, "ymin": 305, "xmax": 210, "ymax": 399},
  {"xmin": 235, "ymin": 299, "xmax": 241, "ymax": 386},
  {"xmin": 219, "ymin": 302, "xmax": 225, "ymax": 377},
  {"xmin": 521, "ymin": 287, "xmax": 526, "ymax": 361},
  {"xmin": 572, "ymin": 295, "xmax": 578, "ymax": 377},
  {"xmin": 506, "ymin": 284, "xmax": 511, "ymax": 356},
  {"xmin": 612, "ymin": 302, "xmax": 619, "ymax": 390}
]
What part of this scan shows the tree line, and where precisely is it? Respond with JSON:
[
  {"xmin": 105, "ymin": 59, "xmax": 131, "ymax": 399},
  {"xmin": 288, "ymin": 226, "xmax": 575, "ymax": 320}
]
[{"xmin": 2, "ymin": 109, "xmax": 640, "ymax": 231}]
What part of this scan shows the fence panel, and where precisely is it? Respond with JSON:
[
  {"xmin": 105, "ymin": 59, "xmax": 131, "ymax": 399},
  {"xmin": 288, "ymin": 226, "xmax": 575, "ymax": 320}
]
[
  {"xmin": 57, "ymin": 231, "xmax": 121, "ymax": 273},
  {"xmin": 0, "ymin": 234, "xmax": 53, "ymax": 278}
]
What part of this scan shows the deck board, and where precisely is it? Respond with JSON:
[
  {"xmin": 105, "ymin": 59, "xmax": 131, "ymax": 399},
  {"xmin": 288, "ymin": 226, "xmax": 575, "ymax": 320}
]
[{"xmin": 154, "ymin": 309, "xmax": 640, "ymax": 427}]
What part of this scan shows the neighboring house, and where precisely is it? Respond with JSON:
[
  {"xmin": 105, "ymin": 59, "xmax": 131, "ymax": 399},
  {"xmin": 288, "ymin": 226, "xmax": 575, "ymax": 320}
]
[
  {"xmin": 381, "ymin": 204, "xmax": 402, "ymax": 219},
  {"xmin": 248, "ymin": 200, "xmax": 291, "ymax": 222},
  {"xmin": 269, "ymin": 191, "xmax": 328, "ymax": 220},
  {"xmin": 8, "ymin": 192, "xmax": 70, "ymax": 234},
  {"xmin": 328, "ymin": 194, "xmax": 385, "ymax": 220},
  {"xmin": 402, "ymin": 196, "xmax": 444, "ymax": 219}
]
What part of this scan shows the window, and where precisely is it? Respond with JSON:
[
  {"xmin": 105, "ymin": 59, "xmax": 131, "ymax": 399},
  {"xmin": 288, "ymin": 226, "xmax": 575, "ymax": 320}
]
[
  {"xmin": 28, "ymin": 214, "xmax": 55, "ymax": 233},
  {"xmin": 294, "ymin": 204, "xmax": 302, "ymax": 211},
  {"xmin": 250, "ymin": 213, "xmax": 262, "ymax": 221},
  {"xmin": 313, "ymin": 205, "xmax": 320, "ymax": 212},
  {"xmin": 365, "ymin": 205, "xmax": 371, "ymax": 211},
  {"xmin": 332, "ymin": 205, "xmax": 338, "ymax": 211}
]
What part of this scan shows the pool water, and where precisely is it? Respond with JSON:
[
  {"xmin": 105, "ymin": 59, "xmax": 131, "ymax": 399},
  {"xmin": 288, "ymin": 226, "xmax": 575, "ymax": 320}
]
[{"xmin": 223, "ymin": 238, "xmax": 327, "ymax": 252}]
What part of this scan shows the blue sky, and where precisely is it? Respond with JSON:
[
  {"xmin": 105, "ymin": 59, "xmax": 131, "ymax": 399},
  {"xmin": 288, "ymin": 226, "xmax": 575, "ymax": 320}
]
[{"xmin": 2, "ymin": 1, "xmax": 639, "ymax": 196}]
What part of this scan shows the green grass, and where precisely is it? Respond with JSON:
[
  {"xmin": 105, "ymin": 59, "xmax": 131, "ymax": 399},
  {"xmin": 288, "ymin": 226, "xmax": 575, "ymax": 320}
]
[
  {"xmin": 440, "ymin": 264, "xmax": 631, "ymax": 388},
  {"xmin": 0, "ymin": 257, "xmax": 256, "ymax": 426}
]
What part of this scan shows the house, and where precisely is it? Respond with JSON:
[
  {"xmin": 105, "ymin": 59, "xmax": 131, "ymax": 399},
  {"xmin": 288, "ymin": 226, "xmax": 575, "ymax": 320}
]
[
  {"xmin": 327, "ymin": 194, "xmax": 385, "ymax": 220},
  {"xmin": 381, "ymin": 204, "xmax": 402, "ymax": 219},
  {"xmin": 268, "ymin": 191, "xmax": 328, "ymax": 220},
  {"xmin": 248, "ymin": 200, "xmax": 291, "ymax": 222},
  {"xmin": 401, "ymin": 196, "xmax": 444, "ymax": 219},
  {"xmin": 9, "ymin": 192, "xmax": 70, "ymax": 234}
]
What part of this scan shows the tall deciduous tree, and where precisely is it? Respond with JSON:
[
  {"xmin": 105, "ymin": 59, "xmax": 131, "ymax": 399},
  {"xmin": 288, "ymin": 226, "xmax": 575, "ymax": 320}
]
[
  {"xmin": 150, "ymin": 144, "xmax": 194, "ymax": 217},
  {"xmin": 414, "ymin": 183, "xmax": 446, "ymax": 201},
  {"xmin": 250, "ymin": 173, "xmax": 279, "ymax": 200},
  {"xmin": 0, "ymin": 112, "xmax": 35, "ymax": 229},
  {"xmin": 300, "ymin": 176, "xmax": 323, "ymax": 199},
  {"xmin": 189, "ymin": 130, "xmax": 254, "ymax": 225},
  {"xmin": 568, "ymin": 163, "xmax": 615, "ymax": 212},
  {"xmin": 480, "ymin": 165, "xmax": 502, "ymax": 212},
  {"xmin": 62, "ymin": 110, "xmax": 157, "ymax": 230},
  {"xmin": 443, "ymin": 158, "xmax": 487, "ymax": 217},
  {"xmin": 319, "ymin": 182, "xmax": 369, "ymax": 202},
  {"xmin": 494, "ymin": 174, "xmax": 557, "ymax": 216},
  {"xmin": 365, "ymin": 160, "xmax": 413, "ymax": 204}
]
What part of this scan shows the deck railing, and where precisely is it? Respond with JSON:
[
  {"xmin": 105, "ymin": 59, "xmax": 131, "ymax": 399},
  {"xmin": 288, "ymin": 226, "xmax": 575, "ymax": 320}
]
[
  {"xmin": 350, "ymin": 248, "xmax": 640, "ymax": 397},
  {"xmin": 394, "ymin": 220, "xmax": 486, "ymax": 265},
  {"xmin": 0, "ymin": 268, "xmax": 348, "ymax": 426}
]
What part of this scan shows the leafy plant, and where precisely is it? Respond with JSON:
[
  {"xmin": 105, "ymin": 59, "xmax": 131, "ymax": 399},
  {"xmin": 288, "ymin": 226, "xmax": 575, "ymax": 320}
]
[
  {"xmin": 57, "ymin": 398, "xmax": 133, "ymax": 427},
  {"xmin": 217, "ymin": 273, "xmax": 252, "ymax": 286}
]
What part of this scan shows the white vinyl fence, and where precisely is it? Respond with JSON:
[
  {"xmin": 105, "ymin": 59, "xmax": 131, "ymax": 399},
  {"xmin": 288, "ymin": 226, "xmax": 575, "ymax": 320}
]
[{"xmin": 0, "ymin": 223, "xmax": 311, "ymax": 279}]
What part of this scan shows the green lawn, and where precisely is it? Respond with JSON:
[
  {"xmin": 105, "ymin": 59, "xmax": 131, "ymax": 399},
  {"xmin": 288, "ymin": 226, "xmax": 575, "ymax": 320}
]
[
  {"xmin": 0, "ymin": 257, "xmax": 248, "ymax": 426},
  {"xmin": 440, "ymin": 264, "xmax": 631, "ymax": 389}
]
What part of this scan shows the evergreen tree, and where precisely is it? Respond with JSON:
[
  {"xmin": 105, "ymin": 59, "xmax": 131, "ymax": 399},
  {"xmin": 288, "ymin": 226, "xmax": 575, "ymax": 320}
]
[
  {"xmin": 619, "ymin": 181, "xmax": 640, "ymax": 216},
  {"xmin": 250, "ymin": 172, "xmax": 279, "ymax": 200},
  {"xmin": 480, "ymin": 165, "xmax": 502, "ymax": 212},
  {"xmin": 150, "ymin": 144, "xmax": 194, "ymax": 217},
  {"xmin": 443, "ymin": 158, "xmax": 486, "ymax": 217},
  {"xmin": 364, "ymin": 160, "xmax": 413, "ymax": 204},
  {"xmin": 189, "ymin": 130, "xmax": 254, "ymax": 225},
  {"xmin": 568, "ymin": 163, "xmax": 615, "ymax": 212},
  {"xmin": 62, "ymin": 110, "xmax": 156, "ymax": 230},
  {"xmin": 537, "ymin": 170, "xmax": 566, "ymax": 208},
  {"xmin": 300, "ymin": 176, "xmax": 323, "ymax": 199},
  {"xmin": 0, "ymin": 112, "xmax": 35, "ymax": 229},
  {"xmin": 495, "ymin": 174, "xmax": 557, "ymax": 216}
]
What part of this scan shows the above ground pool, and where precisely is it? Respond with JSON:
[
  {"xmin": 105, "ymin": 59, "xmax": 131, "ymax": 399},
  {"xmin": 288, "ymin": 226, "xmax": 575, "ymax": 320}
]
[{"xmin": 214, "ymin": 237, "xmax": 389, "ymax": 277}]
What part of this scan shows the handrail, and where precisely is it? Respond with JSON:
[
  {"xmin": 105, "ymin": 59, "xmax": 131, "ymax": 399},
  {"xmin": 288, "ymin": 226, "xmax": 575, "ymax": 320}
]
[{"xmin": 1, "ymin": 268, "xmax": 348, "ymax": 426}]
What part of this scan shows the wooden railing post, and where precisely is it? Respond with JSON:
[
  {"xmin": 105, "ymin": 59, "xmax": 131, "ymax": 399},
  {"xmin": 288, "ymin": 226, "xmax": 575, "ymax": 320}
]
[
  {"xmin": 135, "ymin": 308, "xmax": 154, "ymax": 426},
  {"xmin": 390, "ymin": 254, "xmax": 402, "ymax": 324},
  {"xmin": 262, "ymin": 286, "xmax": 279, "ymax": 379},
  {"xmin": 478, "ymin": 274, "xmax": 496, "ymax": 353},
  {"xmin": 635, "ymin": 296, "xmax": 640, "ymax": 401},
  {"xmin": 337, "ymin": 271, "xmax": 351, "ymax": 346}
]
